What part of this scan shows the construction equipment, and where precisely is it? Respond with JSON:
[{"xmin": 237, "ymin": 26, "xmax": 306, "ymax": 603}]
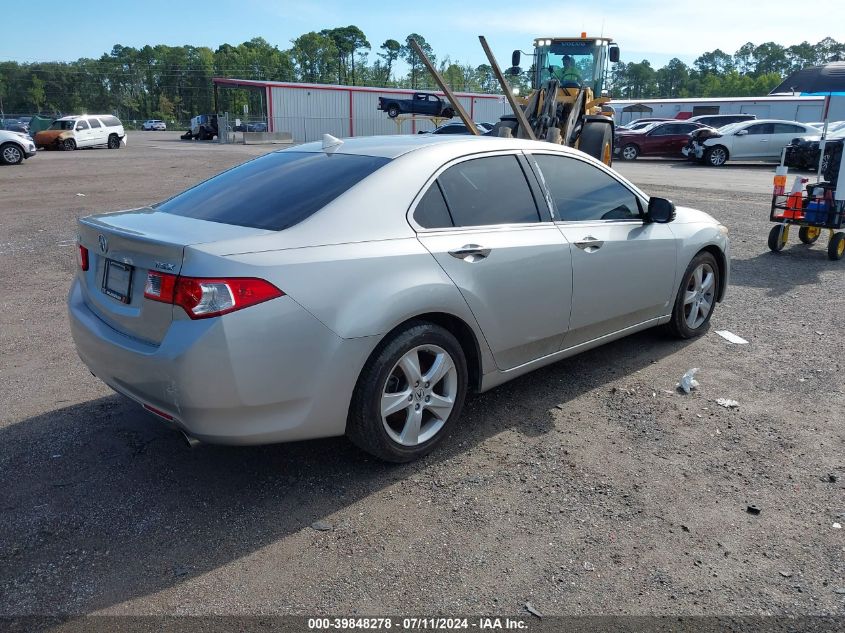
[{"xmin": 410, "ymin": 35, "xmax": 619, "ymax": 164}]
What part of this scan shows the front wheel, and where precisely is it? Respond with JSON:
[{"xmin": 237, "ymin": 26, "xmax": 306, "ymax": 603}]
[
  {"xmin": 667, "ymin": 251, "xmax": 720, "ymax": 339},
  {"xmin": 828, "ymin": 232, "xmax": 845, "ymax": 260},
  {"xmin": 347, "ymin": 322, "xmax": 467, "ymax": 462},
  {"xmin": 768, "ymin": 224, "xmax": 788, "ymax": 252},
  {"xmin": 579, "ymin": 121, "xmax": 613, "ymax": 166},
  {"xmin": 620, "ymin": 143, "xmax": 639, "ymax": 160},
  {"xmin": 0, "ymin": 142, "xmax": 24, "ymax": 165},
  {"xmin": 61, "ymin": 138, "xmax": 76, "ymax": 151},
  {"xmin": 108, "ymin": 134, "xmax": 121, "ymax": 149},
  {"xmin": 705, "ymin": 146, "xmax": 728, "ymax": 166}
]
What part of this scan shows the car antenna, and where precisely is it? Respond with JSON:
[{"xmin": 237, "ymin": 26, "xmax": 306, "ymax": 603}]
[{"xmin": 322, "ymin": 133, "xmax": 343, "ymax": 153}]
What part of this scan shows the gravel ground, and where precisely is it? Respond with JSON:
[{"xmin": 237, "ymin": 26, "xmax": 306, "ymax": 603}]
[{"xmin": 0, "ymin": 133, "xmax": 843, "ymax": 620}]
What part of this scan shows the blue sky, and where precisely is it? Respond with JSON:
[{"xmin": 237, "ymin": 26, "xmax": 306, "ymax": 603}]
[{"xmin": 2, "ymin": 0, "xmax": 844, "ymax": 71}]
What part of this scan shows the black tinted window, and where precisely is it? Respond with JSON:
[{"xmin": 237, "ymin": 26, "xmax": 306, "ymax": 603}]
[
  {"xmin": 773, "ymin": 123, "xmax": 804, "ymax": 134},
  {"xmin": 76, "ymin": 120, "xmax": 89, "ymax": 130},
  {"xmin": 100, "ymin": 115, "xmax": 122, "ymax": 127},
  {"xmin": 414, "ymin": 182, "xmax": 453, "ymax": 229},
  {"xmin": 89, "ymin": 118, "xmax": 102, "ymax": 128},
  {"xmin": 157, "ymin": 151, "xmax": 391, "ymax": 231},
  {"xmin": 747, "ymin": 123, "xmax": 774, "ymax": 135},
  {"xmin": 438, "ymin": 155, "xmax": 540, "ymax": 226},
  {"xmin": 533, "ymin": 154, "xmax": 641, "ymax": 221}
]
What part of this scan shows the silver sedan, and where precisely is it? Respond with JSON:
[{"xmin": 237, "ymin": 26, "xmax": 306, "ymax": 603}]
[{"xmin": 69, "ymin": 135, "xmax": 729, "ymax": 462}]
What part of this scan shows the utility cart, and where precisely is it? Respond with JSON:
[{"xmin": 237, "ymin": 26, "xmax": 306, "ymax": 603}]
[{"xmin": 768, "ymin": 139, "xmax": 845, "ymax": 260}]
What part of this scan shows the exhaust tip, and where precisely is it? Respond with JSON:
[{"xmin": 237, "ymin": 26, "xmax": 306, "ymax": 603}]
[{"xmin": 181, "ymin": 431, "xmax": 201, "ymax": 449}]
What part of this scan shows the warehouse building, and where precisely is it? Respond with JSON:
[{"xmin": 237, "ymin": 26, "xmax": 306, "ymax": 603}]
[{"xmin": 213, "ymin": 78, "xmax": 511, "ymax": 142}]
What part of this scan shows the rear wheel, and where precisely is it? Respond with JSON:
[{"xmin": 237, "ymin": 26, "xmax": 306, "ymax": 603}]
[
  {"xmin": 705, "ymin": 145, "xmax": 728, "ymax": 166},
  {"xmin": 347, "ymin": 322, "xmax": 467, "ymax": 462},
  {"xmin": 768, "ymin": 224, "xmax": 789, "ymax": 252},
  {"xmin": 442, "ymin": 107, "xmax": 455, "ymax": 119},
  {"xmin": 667, "ymin": 251, "xmax": 720, "ymax": 339},
  {"xmin": 579, "ymin": 121, "xmax": 613, "ymax": 166},
  {"xmin": 108, "ymin": 134, "xmax": 120, "ymax": 149},
  {"xmin": 387, "ymin": 104, "xmax": 400, "ymax": 118},
  {"xmin": 0, "ymin": 143, "xmax": 24, "ymax": 165},
  {"xmin": 61, "ymin": 138, "xmax": 76, "ymax": 151},
  {"xmin": 621, "ymin": 143, "xmax": 639, "ymax": 160},
  {"xmin": 828, "ymin": 232, "xmax": 845, "ymax": 260},
  {"xmin": 798, "ymin": 226, "xmax": 821, "ymax": 244}
]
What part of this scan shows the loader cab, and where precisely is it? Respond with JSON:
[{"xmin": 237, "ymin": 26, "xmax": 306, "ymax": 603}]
[{"xmin": 519, "ymin": 37, "xmax": 618, "ymax": 96}]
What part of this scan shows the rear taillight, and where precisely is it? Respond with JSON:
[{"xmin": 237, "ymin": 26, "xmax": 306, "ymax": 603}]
[
  {"xmin": 78, "ymin": 245, "xmax": 89, "ymax": 271},
  {"xmin": 144, "ymin": 271, "xmax": 283, "ymax": 319}
]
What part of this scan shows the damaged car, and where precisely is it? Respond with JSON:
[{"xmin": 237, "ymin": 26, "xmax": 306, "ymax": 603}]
[
  {"xmin": 682, "ymin": 119, "xmax": 818, "ymax": 166},
  {"xmin": 34, "ymin": 115, "xmax": 126, "ymax": 151},
  {"xmin": 784, "ymin": 125, "xmax": 845, "ymax": 172}
]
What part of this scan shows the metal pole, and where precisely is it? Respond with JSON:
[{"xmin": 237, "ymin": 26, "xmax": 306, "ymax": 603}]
[
  {"xmin": 478, "ymin": 36, "xmax": 537, "ymax": 141},
  {"xmin": 409, "ymin": 39, "xmax": 480, "ymax": 135}
]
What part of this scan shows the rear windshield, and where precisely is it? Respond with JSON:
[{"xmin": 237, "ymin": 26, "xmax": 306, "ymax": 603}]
[{"xmin": 156, "ymin": 151, "xmax": 391, "ymax": 231}]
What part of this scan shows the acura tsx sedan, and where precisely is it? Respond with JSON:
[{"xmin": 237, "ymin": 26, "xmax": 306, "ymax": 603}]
[{"xmin": 69, "ymin": 135, "xmax": 730, "ymax": 462}]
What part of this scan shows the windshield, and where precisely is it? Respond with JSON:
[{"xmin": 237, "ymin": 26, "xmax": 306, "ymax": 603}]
[
  {"xmin": 534, "ymin": 39, "xmax": 605, "ymax": 93},
  {"xmin": 48, "ymin": 120, "xmax": 76, "ymax": 131},
  {"xmin": 717, "ymin": 122, "xmax": 746, "ymax": 134}
]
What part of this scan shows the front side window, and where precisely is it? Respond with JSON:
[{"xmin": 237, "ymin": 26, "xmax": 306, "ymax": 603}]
[
  {"xmin": 158, "ymin": 151, "xmax": 391, "ymax": 231},
  {"xmin": 532, "ymin": 154, "xmax": 641, "ymax": 222},
  {"xmin": 76, "ymin": 120, "xmax": 89, "ymax": 130},
  {"xmin": 437, "ymin": 155, "xmax": 540, "ymax": 227}
]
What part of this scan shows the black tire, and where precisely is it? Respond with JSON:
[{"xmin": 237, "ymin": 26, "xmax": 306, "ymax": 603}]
[
  {"xmin": 667, "ymin": 251, "xmax": 720, "ymax": 339},
  {"xmin": 704, "ymin": 145, "xmax": 728, "ymax": 167},
  {"xmin": 387, "ymin": 104, "xmax": 400, "ymax": 118},
  {"xmin": 798, "ymin": 226, "xmax": 821, "ymax": 245},
  {"xmin": 0, "ymin": 142, "xmax": 24, "ymax": 165},
  {"xmin": 620, "ymin": 143, "xmax": 639, "ymax": 161},
  {"xmin": 61, "ymin": 138, "xmax": 76, "ymax": 151},
  {"xmin": 108, "ymin": 134, "xmax": 121, "ymax": 149},
  {"xmin": 828, "ymin": 231, "xmax": 845, "ymax": 261},
  {"xmin": 492, "ymin": 119, "xmax": 518, "ymax": 138},
  {"xmin": 442, "ymin": 107, "xmax": 455, "ymax": 119},
  {"xmin": 579, "ymin": 121, "xmax": 613, "ymax": 166},
  {"xmin": 768, "ymin": 224, "xmax": 788, "ymax": 252},
  {"xmin": 347, "ymin": 322, "xmax": 468, "ymax": 463}
]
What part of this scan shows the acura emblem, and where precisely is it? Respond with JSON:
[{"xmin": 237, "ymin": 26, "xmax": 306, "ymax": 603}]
[{"xmin": 98, "ymin": 234, "xmax": 108, "ymax": 253}]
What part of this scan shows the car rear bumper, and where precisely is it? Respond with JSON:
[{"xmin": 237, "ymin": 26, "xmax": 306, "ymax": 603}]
[{"xmin": 68, "ymin": 278, "xmax": 375, "ymax": 445}]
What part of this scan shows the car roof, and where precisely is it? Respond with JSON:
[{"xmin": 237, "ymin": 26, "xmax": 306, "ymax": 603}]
[
  {"xmin": 737, "ymin": 119, "xmax": 812, "ymax": 125},
  {"xmin": 287, "ymin": 134, "xmax": 590, "ymax": 160},
  {"xmin": 57, "ymin": 114, "xmax": 119, "ymax": 120}
]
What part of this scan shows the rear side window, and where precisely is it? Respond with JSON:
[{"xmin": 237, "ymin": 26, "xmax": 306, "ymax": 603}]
[
  {"xmin": 773, "ymin": 123, "xmax": 805, "ymax": 134},
  {"xmin": 437, "ymin": 155, "xmax": 540, "ymax": 226},
  {"xmin": 533, "ymin": 154, "xmax": 641, "ymax": 221},
  {"xmin": 157, "ymin": 151, "xmax": 391, "ymax": 231},
  {"xmin": 414, "ymin": 182, "xmax": 453, "ymax": 229},
  {"xmin": 89, "ymin": 118, "xmax": 102, "ymax": 128},
  {"xmin": 100, "ymin": 115, "xmax": 122, "ymax": 127},
  {"xmin": 746, "ymin": 123, "xmax": 774, "ymax": 135}
]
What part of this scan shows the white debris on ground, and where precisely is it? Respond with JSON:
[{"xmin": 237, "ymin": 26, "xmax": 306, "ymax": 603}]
[
  {"xmin": 678, "ymin": 368, "xmax": 700, "ymax": 394},
  {"xmin": 716, "ymin": 398, "xmax": 740, "ymax": 409}
]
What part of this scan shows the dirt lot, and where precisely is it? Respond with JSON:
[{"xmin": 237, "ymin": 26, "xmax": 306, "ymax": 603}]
[{"xmin": 1, "ymin": 132, "xmax": 843, "ymax": 621}]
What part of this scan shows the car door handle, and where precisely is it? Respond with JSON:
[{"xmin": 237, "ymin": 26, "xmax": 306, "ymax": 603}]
[
  {"xmin": 574, "ymin": 236, "xmax": 604, "ymax": 252},
  {"xmin": 448, "ymin": 244, "xmax": 491, "ymax": 262}
]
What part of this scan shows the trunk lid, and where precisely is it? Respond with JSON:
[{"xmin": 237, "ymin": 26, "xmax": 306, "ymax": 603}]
[{"xmin": 77, "ymin": 207, "xmax": 273, "ymax": 344}]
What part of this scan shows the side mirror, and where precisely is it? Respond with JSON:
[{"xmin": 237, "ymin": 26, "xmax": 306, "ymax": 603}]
[
  {"xmin": 735, "ymin": 129, "xmax": 748, "ymax": 136},
  {"xmin": 511, "ymin": 50, "xmax": 521, "ymax": 67},
  {"xmin": 609, "ymin": 45, "xmax": 620, "ymax": 63},
  {"xmin": 646, "ymin": 197, "xmax": 676, "ymax": 223}
]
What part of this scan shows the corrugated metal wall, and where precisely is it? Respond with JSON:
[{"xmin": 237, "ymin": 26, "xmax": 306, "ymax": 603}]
[{"xmin": 271, "ymin": 85, "xmax": 511, "ymax": 142}]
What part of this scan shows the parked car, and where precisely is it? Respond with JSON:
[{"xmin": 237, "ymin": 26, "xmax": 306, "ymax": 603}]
[
  {"xmin": 419, "ymin": 121, "xmax": 494, "ymax": 135},
  {"xmin": 34, "ymin": 115, "xmax": 126, "ymax": 151},
  {"xmin": 378, "ymin": 92, "xmax": 455, "ymax": 119},
  {"xmin": 233, "ymin": 121, "xmax": 268, "ymax": 132},
  {"xmin": 69, "ymin": 135, "xmax": 729, "ymax": 462},
  {"xmin": 142, "ymin": 119, "xmax": 166, "ymax": 131},
  {"xmin": 784, "ymin": 127, "xmax": 845, "ymax": 171},
  {"xmin": 0, "ymin": 129, "xmax": 37, "ymax": 165},
  {"xmin": 683, "ymin": 119, "xmax": 819, "ymax": 166},
  {"xmin": 2, "ymin": 118, "xmax": 29, "ymax": 134},
  {"xmin": 615, "ymin": 121, "xmax": 712, "ymax": 160},
  {"xmin": 685, "ymin": 113, "xmax": 756, "ymax": 128}
]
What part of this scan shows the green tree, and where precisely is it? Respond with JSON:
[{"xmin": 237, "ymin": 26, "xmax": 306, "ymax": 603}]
[
  {"xmin": 378, "ymin": 39, "xmax": 401, "ymax": 83},
  {"xmin": 28, "ymin": 75, "xmax": 45, "ymax": 112},
  {"xmin": 401, "ymin": 34, "xmax": 435, "ymax": 89}
]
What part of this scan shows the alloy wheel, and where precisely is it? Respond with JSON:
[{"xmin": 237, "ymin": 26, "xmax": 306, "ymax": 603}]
[
  {"xmin": 622, "ymin": 145, "xmax": 637, "ymax": 160},
  {"xmin": 2, "ymin": 145, "xmax": 22, "ymax": 164},
  {"xmin": 381, "ymin": 344, "xmax": 457, "ymax": 447},
  {"xmin": 709, "ymin": 148, "xmax": 726, "ymax": 166},
  {"xmin": 683, "ymin": 263, "xmax": 716, "ymax": 329}
]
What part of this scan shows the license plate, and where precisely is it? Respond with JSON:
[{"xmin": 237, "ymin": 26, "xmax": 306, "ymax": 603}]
[{"xmin": 102, "ymin": 259, "xmax": 133, "ymax": 304}]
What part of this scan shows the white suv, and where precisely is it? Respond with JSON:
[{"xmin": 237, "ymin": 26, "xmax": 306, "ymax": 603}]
[
  {"xmin": 34, "ymin": 115, "xmax": 127, "ymax": 151},
  {"xmin": 142, "ymin": 119, "xmax": 166, "ymax": 131}
]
